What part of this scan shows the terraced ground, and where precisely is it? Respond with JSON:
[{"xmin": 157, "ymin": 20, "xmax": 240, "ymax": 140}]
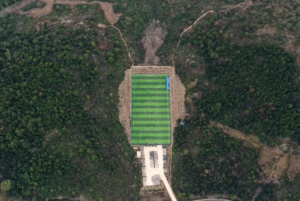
[{"xmin": 131, "ymin": 74, "xmax": 171, "ymax": 145}]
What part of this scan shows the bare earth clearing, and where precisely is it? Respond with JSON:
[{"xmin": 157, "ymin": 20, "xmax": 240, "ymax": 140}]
[
  {"xmin": 140, "ymin": 20, "xmax": 168, "ymax": 66},
  {"xmin": 44, "ymin": 128, "xmax": 60, "ymax": 142},
  {"xmin": 211, "ymin": 121, "xmax": 300, "ymax": 183},
  {"xmin": 139, "ymin": 190, "xmax": 170, "ymax": 201},
  {"xmin": 0, "ymin": 0, "xmax": 122, "ymax": 25}
]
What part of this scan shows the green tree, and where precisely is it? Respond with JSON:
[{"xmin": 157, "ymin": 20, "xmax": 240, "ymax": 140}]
[
  {"xmin": 230, "ymin": 194, "xmax": 237, "ymax": 200},
  {"xmin": 5, "ymin": 49, "xmax": 12, "ymax": 60},
  {"xmin": 1, "ymin": 180, "xmax": 12, "ymax": 191}
]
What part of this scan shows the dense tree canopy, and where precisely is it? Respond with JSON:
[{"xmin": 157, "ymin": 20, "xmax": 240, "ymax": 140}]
[
  {"xmin": 172, "ymin": 119, "xmax": 262, "ymax": 201},
  {"xmin": 177, "ymin": 14, "xmax": 300, "ymax": 145},
  {"xmin": 199, "ymin": 44, "xmax": 300, "ymax": 144},
  {"xmin": 0, "ymin": 13, "xmax": 140, "ymax": 201},
  {"xmin": 172, "ymin": 13, "xmax": 300, "ymax": 201}
]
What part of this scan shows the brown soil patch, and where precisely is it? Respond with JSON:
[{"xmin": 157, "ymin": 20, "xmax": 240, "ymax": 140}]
[
  {"xmin": 186, "ymin": 96, "xmax": 192, "ymax": 103},
  {"xmin": 45, "ymin": 128, "xmax": 60, "ymax": 142},
  {"xmin": 0, "ymin": 0, "xmax": 35, "ymax": 17},
  {"xmin": 284, "ymin": 37, "xmax": 300, "ymax": 67},
  {"xmin": 211, "ymin": 121, "xmax": 262, "ymax": 148},
  {"xmin": 220, "ymin": 0, "xmax": 265, "ymax": 14},
  {"xmin": 288, "ymin": 154, "xmax": 300, "ymax": 181},
  {"xmin": 0, "ymin": 126, "xmax": 5, "ymax": 135},
  {"xmin": 258, "ymin": 146, "xmax": 284, "ymax": 167},
  {"xmin": 118, "ymin": 66, "xmax": 186, "ymax": 146},
  {"xmin": 256, "ymin": 25, "xmax": 278, "ymax": 37},
  {"xmin": 98, "ymin": 2, "xmax": 121, "ymax": 25},
  {"xmin": 98, "ymin": 41, "xmax": 108, "ymax": 50},
  {"xmin": 264, "ymin": 153, "xmax": 289, "ymax": 181},
  {"xmin": 26, "ymin": 0, "xmax": 54, "ymax": 18},
  {"xmin": 0, "ymin": 190, "xmax": 8, "ymax": 201},
  {"xmin": 210, "ymin": 121, "xmax": 298, "ymax": 182},
  {"xmin": 187, "ymin": 78, "xmax": 198, "ymax": 89},
  {"xmin": 118, "ymin": 68, "xmax": 132, "ymax": 144},
  {"xmin": 258, "ymin": 146, "xmax": 291, "ymax": 182},
  {"xmin": 34, "ymin": 20, "xmax": 59, "ymax": 31},
  {"xmin": 78, "ymin": 21, "xmax": 89, "ymax": 29},
  {"xmin": 97, "ymin": 23, "xmax": 106, "ymax": 28},
  {"xmin": 1, "ymin": 0, "xmax": 121, "ymax": 25},
  {"xmin": 140, "ymin": 20, "xmax": 168, "ymax": 66}
]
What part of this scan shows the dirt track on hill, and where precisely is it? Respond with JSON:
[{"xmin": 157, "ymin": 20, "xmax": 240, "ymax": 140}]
[
  {"xmin": 0, "ymin": 0, "xmax": 122, "ymax": 25},
  {"xmin": 211, "ymin": 121, "xmax": 300, "ymax": 183}
]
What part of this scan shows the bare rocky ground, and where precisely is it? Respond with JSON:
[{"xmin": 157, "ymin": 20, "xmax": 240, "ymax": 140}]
[
  {"xmin": 140, "ymin": 20, "xmax": 168, "ymax": 66},
  {"xmin": 139, "ymin": 190, "xmax": 170, "ymax": 201},
  {"xmin": 211, "ymin": 121, "xmax": 300, "ymax": 184}
]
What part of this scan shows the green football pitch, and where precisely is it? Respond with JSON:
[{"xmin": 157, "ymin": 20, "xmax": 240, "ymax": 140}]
[{"xmin": 131, "ymin": 74, "xmax": 171, "ymax": 145}]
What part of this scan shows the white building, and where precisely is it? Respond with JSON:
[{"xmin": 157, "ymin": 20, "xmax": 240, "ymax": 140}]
[
  {"xmin": 142, "ymin": 167, "xmax": 146, "ymax": 177},
  {"xmin": 163, "ymin": 148, "xmax": 167, "ymax": 156},
  {"xmin": 143, "ymin": 177, "xmax": 148, "ymax": 186},
  {"xmin": 141, "ymin": 145, "xmax": 177, "ymax": 201},
  {"xmin": 151, "ymin": 174, "xmax": 161, "ymax": 186},
  {"xmin": 136, "ymin": 151, "xmax": 141, "ymax": 158},
  {"xmin": 164, "ymin": 167, "xmax": 168, "ymax": 173}
]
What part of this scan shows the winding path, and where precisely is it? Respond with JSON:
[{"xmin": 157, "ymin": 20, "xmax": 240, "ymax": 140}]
[{"xmin": 0, "ymin": 1, "xmax": 266, "ymax": 201}]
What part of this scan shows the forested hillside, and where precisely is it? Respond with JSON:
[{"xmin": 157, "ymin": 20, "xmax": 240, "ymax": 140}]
[
  {"xmin": 172, "ymin": 116, "xmax": 300, "ymax": 201},
  {"xmin": 177, "ymin": 11, "xmax": 300, "ymax": 145},
  {"xmin": 172, "ymin": 10, "xmax": 300, "ymax": 201},
  {"xmin": 0, "ymin": 11, "xmax": 141, "ymax": 201},
  {"xmin": 1, "ymin": 0, "xmax": 300, "ymax": 200}
]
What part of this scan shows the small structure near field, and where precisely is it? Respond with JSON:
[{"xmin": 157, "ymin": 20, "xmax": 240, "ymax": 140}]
[
  {"xmin": 142, "ymin": 167, "xmax": 147, "ymax": 177},
  {"xmin": 151, "ymin": 174, "xmax": 161, "ymax": 186},
  {"xmin": 166, "ymin": 76, "xmax": 170, "ymax": 90},
  {"xmin": 164, "ymin": 167, "xmax": 168, "ymax": 173},
  {"xmin": 136, "ymin": 151, "xmax": 141, "ymax": 158},
  {"xmin": 163, "ymin": 148, "xmax": 167, "ymax": 156},
  {"xmin": 140, "ymin": 145, "xmax": 177, "ymax": 201}
]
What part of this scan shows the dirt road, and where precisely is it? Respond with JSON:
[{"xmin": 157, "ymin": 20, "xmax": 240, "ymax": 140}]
[{"xmin": 211, "ymin": 121, "xmax": 300, "ymax": 183}]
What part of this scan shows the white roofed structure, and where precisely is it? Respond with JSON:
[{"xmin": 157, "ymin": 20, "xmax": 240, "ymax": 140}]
[
  {"xmin": 142, "ymin": 145, "xmax": 177, "ymax": 201},
  {"xmin": 136, "ymin": 151, "xmax": 141, "ymax": 158}
]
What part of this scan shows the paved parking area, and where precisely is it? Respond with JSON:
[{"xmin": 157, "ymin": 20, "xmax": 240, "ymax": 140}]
[{"xmin": 142, "ymin": 145, "xmax": 177, "ymax": 201}]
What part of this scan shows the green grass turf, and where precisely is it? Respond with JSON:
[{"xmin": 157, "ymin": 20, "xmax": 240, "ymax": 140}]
[{"xmin": 131, "ymin": 74, "xmax": 171, "ymax": 145}]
